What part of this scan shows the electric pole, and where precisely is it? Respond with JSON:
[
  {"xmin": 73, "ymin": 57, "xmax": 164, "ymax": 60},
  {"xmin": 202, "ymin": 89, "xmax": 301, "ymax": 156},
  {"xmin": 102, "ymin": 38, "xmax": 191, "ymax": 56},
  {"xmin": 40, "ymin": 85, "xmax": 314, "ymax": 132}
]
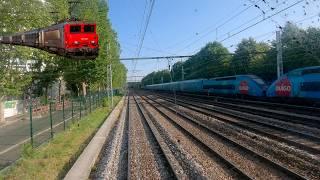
[
  {"xmin": 106, "ymin": 66, "xmax": 109, "ymax": 100},
  {"xmin": 215, "ymin": 28, "xmax": 218, "ymax": 41},
  {"xmin": 109, "ymin": 65, "xmax": 113, "ymax": 107},
  {"xmin": 181, "ymin": 65, "xmax": 184, "ymax": 80},
  {"xmin": 106, "ymin": 42, "xmax": 113, "ymax": 107},
  {"xmin": 276, "ymin": 31, "xmax": 283, "ymax": 79}
]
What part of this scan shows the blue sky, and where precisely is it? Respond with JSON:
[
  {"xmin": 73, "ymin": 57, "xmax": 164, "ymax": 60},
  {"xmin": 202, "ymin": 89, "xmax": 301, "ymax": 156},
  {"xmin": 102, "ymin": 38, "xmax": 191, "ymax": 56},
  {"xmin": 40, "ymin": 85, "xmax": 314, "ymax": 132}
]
[{"xmin": 108, "ymin": 0, "xmax": 320, "ymax": 82}]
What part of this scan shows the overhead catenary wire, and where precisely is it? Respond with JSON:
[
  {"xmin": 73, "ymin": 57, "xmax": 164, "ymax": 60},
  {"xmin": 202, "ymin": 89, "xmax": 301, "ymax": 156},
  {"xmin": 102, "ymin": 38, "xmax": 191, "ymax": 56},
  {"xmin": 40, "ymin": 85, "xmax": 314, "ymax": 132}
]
[
  {"xmin": 136, "ymin": 0, "xmax": 149, "ymax": 56},
  {"xmin": 120, "ymin": 41, "xmax": 320, "ymax": 61},
  {"xmin": 145, "ymin": 51, "xmax": 317, "ymax": 84},
  {"xmin": 219, "ymin": 0, "xmax": 305, "ymax": 43},
  {"xmin": 123, "ymin": 42, "xmax": 175, "ymax": 56},
  {"xmin": 139, "ymin": 43, "xmax": 320, "ymax": 82},
  {"xmin": 125, "ymin": 1, "xmax": 316, "ymax": 65},
  {"xmin": 217, "ymin": 0, "xmax": 304, "ymax": 41},
  {"xmin": 176, "ymin": 0, "xmax": 263, "ymax": 52},
  {"xmin": 188, "ymin": 0, "xmax": 290, "ymax": 54},
  {"xmin": 163, "ymin": 3, "xmax": 246, "ymax": 50},
  {"xmin": 225, "ymin": 12, "xmax": 320, "ymax": 48},
  {"xmin": 133, "ymin": 0, "xmax": 156, "ymax": 74},
  {"xmin": 137, "ymin": 1, "xmax": 320, "ymax": 82}
]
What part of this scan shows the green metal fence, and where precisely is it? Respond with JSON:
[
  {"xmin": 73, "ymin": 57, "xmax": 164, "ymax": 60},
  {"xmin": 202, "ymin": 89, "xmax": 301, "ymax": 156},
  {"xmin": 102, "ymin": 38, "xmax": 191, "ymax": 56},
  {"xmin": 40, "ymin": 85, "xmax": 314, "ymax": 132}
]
[{"xmin": 0, "ymin": 90, "xmax": 115, "ymax": 170}]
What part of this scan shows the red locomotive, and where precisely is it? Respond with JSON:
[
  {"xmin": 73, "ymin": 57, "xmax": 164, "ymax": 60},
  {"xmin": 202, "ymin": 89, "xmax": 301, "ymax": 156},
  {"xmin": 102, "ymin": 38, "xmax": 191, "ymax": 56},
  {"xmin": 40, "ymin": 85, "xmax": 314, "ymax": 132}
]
[{"xmin": 0, "ymin": 21, "xmax": 99, "ymax": 60}]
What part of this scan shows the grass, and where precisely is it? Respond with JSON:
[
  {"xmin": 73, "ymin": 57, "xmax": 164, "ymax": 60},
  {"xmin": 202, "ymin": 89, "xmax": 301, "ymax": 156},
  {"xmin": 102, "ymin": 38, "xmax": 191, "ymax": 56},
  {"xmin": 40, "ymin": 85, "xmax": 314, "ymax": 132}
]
[{"xmin": 0, "ymin": 96, "xmax": 123, "ymax": 180}]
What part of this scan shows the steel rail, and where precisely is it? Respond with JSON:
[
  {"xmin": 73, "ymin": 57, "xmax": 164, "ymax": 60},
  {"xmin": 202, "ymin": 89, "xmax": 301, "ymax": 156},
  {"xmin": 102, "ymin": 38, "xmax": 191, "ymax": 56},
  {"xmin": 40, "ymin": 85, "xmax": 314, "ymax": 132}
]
[
  {"xmin": 125, "ymin": 96, "xmax": 130, "ymax": 179},
  {"xmin": 132, "ymin": 95, "xmax": 183, "ymax": 179},
  {"xmin": 138, "ymin": 95, "xmax": 254, "ymax": 180},
  {"xmin": 174, "ymin": 92, "xmax": 320, "ymax": 115},
  {"xmin": 154, "ymin": 93, "xmax": 320, "ymax": 143},
  {"xmin": 154, "ymin": 94, "xmax": 320, "ymax": 156},
  {"xmin": 187, "ymin": 96, "xmax": 320, "ymax": 128},
  {"xmin": 143, "ymin": 95, "xmax": 307, "ymax": 180}
]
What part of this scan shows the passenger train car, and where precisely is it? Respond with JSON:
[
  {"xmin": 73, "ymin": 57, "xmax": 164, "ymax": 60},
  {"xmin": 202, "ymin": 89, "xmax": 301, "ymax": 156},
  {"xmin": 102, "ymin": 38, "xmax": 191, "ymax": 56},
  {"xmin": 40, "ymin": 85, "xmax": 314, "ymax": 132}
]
[
  {"xmin": 267, "ymin": 66, "xmax": 320, "ymax": 101},
  {"xmin": 146, "ymin": 75, "xmax": 267, "ymax": 97},
  {"xmin": 204, "ymin": 75, "xmax": 267, "ymax": 97},
  {"xmin": 0, "ymin": 21, "xmax": 99, "ymax": 59},
  {"xmin": 145, "ymin": 66, "xmax": 320, "ymax": 102},
  {"xmin": 147, "ymin": 79, "xmax": 206, "ymax": 93}
]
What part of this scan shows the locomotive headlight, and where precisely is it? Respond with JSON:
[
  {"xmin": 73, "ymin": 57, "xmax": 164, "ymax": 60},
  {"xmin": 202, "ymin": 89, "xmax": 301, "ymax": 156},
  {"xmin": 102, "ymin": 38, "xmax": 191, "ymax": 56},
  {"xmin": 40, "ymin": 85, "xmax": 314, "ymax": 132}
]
[
  {"xmin": 91, "ymin": 41, "xmax": 96, "ymax": 44},
  {"xmin": 74, "ymin": 41, "xmax": 80, "ymax": 45}
]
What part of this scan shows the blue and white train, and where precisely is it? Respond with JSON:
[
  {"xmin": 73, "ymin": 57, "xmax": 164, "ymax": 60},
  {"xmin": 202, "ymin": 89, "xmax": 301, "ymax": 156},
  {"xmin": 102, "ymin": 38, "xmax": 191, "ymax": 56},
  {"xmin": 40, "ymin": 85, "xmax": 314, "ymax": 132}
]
[
  {"xmin": 145, "ymin": 66, "xmax": 320, "ymax": 102},
  {"xmin": 146, "ymin": 75, "xmax": 267, "ymax": 97},
  {"xmin": 267, "ymin": 66, "xmax": 320, "ymax": 100}
]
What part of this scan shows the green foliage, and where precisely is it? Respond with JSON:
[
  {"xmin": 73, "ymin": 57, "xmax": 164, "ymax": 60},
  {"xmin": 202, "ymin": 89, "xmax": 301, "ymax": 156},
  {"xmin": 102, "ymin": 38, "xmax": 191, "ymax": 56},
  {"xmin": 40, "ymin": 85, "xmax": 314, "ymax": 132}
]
[
  {"xmin": 281, "ymin": 23, "xmax": 320, "ymax": 73},
  {"xmin": 183, "ymin": 42, "xmax": 232, "ymax": 79},
  {"xmin": 0, "ymin": 96, "xmax": 123, "ymax": 180},
  {"xmin": 58, "ymin": 0, "xmax": 127, "ymax": 95},
  {"xmin": 142, "ymin": 69, "xmax": 171, "ymax": 85},
  {"xmin": 0, "ymin": 0, "xmax": 52, "ymax": 98},
  {"xmin": 142, "ymin": 22, "xmax": 320, "ymax": 85},
  {"xmin": 102, "ymin": 97, "xmax": 113, "ymax": 107},
  {"xmin": 0, "ymin": 0, "xmax": 127, "ymax": 100},
  {"xmin": 46, "ymin": 0, "xmax": 69, "ymax": 21},
  {"xmin": 232, "ymin": 38, "xmax": 272, "ymax": 80}
]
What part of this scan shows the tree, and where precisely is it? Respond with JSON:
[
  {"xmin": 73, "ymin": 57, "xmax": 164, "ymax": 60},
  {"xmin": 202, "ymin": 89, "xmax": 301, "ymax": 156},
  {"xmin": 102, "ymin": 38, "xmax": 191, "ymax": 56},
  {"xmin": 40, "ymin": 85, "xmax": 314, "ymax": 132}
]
[
  {"xmin": 183, "ymin": 42, "xmax": 232, "ymax": 79},
  {"xmin": 0, "ymin": 0, "xmax": 127, "ymax": 123},
  {"xmin": 0, "ymin": 0, "xmax": 51, "ymax": 123},
  {"xmin": 281, "ymin": 22, "xmax": 320, "ymax": 73},
  {"xmin": 143, "ymin": 23, "xmax": 320, "ymax": 86},
  {"xmin": 172, "ymin": 61, "xmax": 184, "ymax": 81},
  {"xmin": 141, "ymin": 69, "xmax": 171, "ymax": 85},
  {"xmin": 58, "ymin": 0, "xmax": 127, "ymax": 96},
  {"xmin": 34, "ymin": 61, "xmax": 60, "ymax": 103},
  {"xmin": 142, "ymin": 42, "xmax": 232, "ymax": 85}
]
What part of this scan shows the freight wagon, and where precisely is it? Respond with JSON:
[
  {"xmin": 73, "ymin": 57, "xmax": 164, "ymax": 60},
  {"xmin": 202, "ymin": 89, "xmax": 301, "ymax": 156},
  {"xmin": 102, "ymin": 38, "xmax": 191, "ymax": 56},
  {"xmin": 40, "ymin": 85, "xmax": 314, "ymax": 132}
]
[{"xmin": 0, "ymin": 21, "xmax": 99, "ymax": 59}]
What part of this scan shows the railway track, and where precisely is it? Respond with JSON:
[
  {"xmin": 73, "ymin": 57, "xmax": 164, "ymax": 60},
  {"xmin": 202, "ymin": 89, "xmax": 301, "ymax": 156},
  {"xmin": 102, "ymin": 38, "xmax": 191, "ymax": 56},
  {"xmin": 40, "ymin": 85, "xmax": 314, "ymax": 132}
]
[
  {"xmin": 143, "ymin": 96, "xmax": 313, "ymax": 179},
  {"xmin": 170, "ymin": 92, "xmax": 320, "ymax": 117},
  {"xmin": 159, "ymin": 91, "xmax": 320, "ymax": 129},
  {"xmin": 90, "ymin": 90, "xmax": 320, "ymax": 179},
  {"xmin": 147, "ymin": 91, "xmax": 320, "ymax": 177},
  {"xmin": 152, "ymin": 93, "xmax": 320, "ymax": 154},
  {"xmin": 92, "ymin": 92, "xmax": 252, "ymax": 179},
  {"xmin": 91, "ymin": 95, "xmax": 177, "ymax": 179}
]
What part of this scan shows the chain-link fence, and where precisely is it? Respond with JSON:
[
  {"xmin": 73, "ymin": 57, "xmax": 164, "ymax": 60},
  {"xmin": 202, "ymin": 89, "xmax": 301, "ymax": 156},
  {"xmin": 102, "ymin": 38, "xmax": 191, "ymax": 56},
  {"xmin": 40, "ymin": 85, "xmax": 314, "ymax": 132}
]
[{"xmin": 0, "ymin": 90, "xmax": 115, "ymax": 170}]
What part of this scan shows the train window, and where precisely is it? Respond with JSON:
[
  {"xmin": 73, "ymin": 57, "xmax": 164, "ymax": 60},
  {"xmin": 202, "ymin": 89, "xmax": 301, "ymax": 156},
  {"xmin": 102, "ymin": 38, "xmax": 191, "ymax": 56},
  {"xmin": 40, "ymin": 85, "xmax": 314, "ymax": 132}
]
[
  {"xmin": 70, "ymin": 25, "xmax": 81, "ymax": 33},
  {"xmin": 84, "ymin": 25, "xmax": 95, "ymax": 33},
  {"xmin": 301, "ymin": 82, "xmax": 320, "ymax": 91},
  {"xmin": 214, "ymin": 77, "xmax": 236, "ymax": 81},
  {"xmin": 302, "ymin": 68, "xmax": 320, "ymax": 75},
  {"xmin": 287, "ymin": 70, "xmax": 301, "ymax": 77},
  {"xmin": 203, "ymin": 84, "xmax": 235, "ymax": 90},
  {"xmin": 253, "ymin": 78, "xmax": 265, "ymax": 85}
]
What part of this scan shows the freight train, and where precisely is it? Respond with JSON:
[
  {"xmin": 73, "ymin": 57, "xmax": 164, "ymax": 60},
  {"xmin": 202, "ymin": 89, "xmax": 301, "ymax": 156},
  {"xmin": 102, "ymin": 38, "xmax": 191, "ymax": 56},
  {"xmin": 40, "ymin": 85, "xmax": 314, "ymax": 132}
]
[
  {"xmin": 145, "ymin": 66, "xmax": 320, "ymax": 102},
  {"xmin": 0, "ymin": 21, "xmax": 99, "ymax": 59}
]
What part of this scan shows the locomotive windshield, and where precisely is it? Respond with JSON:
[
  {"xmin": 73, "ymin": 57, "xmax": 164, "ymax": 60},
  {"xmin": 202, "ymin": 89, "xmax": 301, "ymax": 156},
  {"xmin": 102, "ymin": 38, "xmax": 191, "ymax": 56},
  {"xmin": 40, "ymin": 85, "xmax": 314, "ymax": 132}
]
[
  {"xmin": 70, "ymin": 25, "xmax": 81, "ymax": 33},
  {"xmin": 253, "ymin": 78, "xmax": 265, "ymax": 85},
  {"xmin": 84, "ymin": 25, "xmax": 95, "ymax": 33},
  {"xmin": 248, "ymin": 75, "xmax": 265, "ymax": 85},
  {"xmin": 302, "ymin": 68, "xmax": 320, "ymax": 75}
]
